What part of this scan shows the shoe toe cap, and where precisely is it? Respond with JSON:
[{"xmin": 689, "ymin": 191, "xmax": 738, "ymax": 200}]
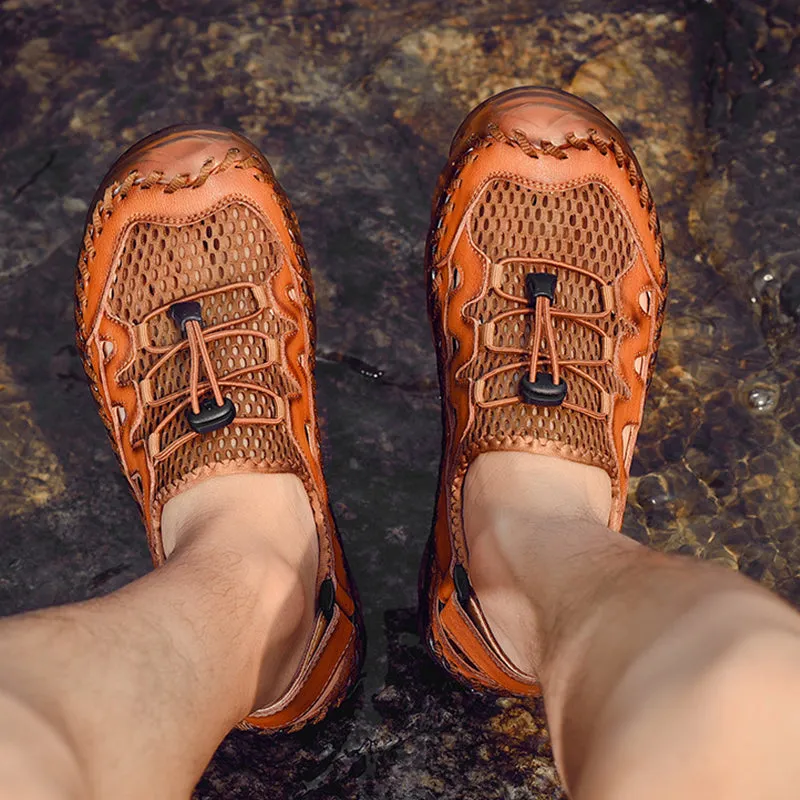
[
  {"xmin": 450, "ymin": 85, "xmax": 637, "ymax": 165},
  {"xmin": 92, "ymin": 125, "xmax": 272, "ymax": 203}
]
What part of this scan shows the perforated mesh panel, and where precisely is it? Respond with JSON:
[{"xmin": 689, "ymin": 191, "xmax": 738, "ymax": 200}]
[
  {"xmin": 112, "ymin": 202, "xmax": 306, "ymax": 494},
  {"xmin": 108, "ymin": 204, "xmax": 282, "ymax": 321},
  {"xmin": 461, "ymin": 180, "xmax": 637, "ymax": 472},
  {"xmin": 470, "ymin": 181, "xmax": 634, "ymax": 279}
]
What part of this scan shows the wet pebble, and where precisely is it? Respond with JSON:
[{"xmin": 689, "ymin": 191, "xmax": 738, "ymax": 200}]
[
  {"xmin": 746, "ymin": 383, "xmax": 780, "ymax": 413},
  {"xmin": 635, "ymin": 474, "xmax": 673, "ymax": 512}
]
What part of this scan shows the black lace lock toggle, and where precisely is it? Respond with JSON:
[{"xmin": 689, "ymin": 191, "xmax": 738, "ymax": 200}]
[
  {"xmin": 169, "ymin": 300, "xmax": 203, "ymax": 336},
  {"xmin": 525, "ymin": 272, "xmax": 557, "ymax": 304},
  {"xmin": 167, "ymin": 300, "xmax": 235, "ymax": 434},
  {"xmin": 318, "ymin": 577, "xmax": 336, "ymax": 622},
  {"xmin": 187, "ymin": 396, "xmax": 236, "ymax": 434},
  {"xmin": 520, "ymin": 372, "xmax": 568, "ymax": 406}
]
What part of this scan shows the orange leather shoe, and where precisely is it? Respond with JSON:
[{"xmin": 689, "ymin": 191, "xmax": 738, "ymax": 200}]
[
  {"xmin": 420, "ymin": 87, "xmax": 668, "ymax": 694},
  {"xmin": 75, "ymin": 126, "xmax": 364, "ymax": 732}
]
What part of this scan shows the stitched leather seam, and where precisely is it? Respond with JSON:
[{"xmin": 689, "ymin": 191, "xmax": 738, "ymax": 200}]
[
  {"xmin": 484, "ymin": 127, "xmax": 665, "ymax": 275},
  {"xmin": 444, "ymin": 173, "xmax": 642, "ymax": 513},
  {"xmin": 75, "ymin": 156, "xmax": 331, "ymax": 565},
  {"xmin": 86, "ymin": 193, "xmax": 282, "ymax": 343},
  {"xmin": 430, "ymin": 135, "xmax": 667, "ymax": 288},
  {"xmin": 76, "ymin": 153, "xmax": 268, "ymax": 325}
]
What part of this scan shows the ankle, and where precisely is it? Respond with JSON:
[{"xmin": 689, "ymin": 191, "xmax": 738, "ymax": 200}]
[
  {"xmin": 159, "ymin": 473, "xmax": 320, "ymax": 712},
  {"xmin": 459, "ymin": 452, "xmax": 616, "ymax": 676},
  {"xmin": 248, "ymin": 554, "xmax": 317, "ymax": 709},
  {"xmin": 161, "ymin": 472, "xmax": 318, "ymax": 564},
  {"xmin": 464, "ymin": 452, "xmax": 613, "ymax": 530}
]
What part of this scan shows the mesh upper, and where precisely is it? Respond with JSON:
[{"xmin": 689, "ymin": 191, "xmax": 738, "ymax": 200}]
[
  {"xmin": 109, "ymin": 202, "xmax": 306, "ymax": 496},
  {"xmin": 459, "ymin": 179, "xmax": 637, "ymax": 473}
]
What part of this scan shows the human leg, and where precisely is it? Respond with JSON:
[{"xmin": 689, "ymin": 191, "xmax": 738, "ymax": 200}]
[
  {"xmin": 420, "ymin": 85, "xmax": 800, "ymax": 798},
  {"xmin": 0, "ymin": 123, "xmax": 366, "ymax": 799},
  {"xmin": 0, "ymin": 474, "xmax": 317, "ymax": 800},
  {"xmin": 465, "ymin": 452, "xmax": 800, "ymax": 799}
]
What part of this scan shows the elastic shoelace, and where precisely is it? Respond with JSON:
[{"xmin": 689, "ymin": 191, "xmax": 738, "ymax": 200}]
[
  {"xmin": 518, "ymin": 272, "xmax": 567, "ymax": 405},
  {"xmin": 475, "ymin": 260, "xmax": 613, "ymax": 420},
  {"xmin": 168, "ymin": 299, "xmax": 237, "ymax": 433},
  {"xmin": 127, "ymin": 294, "xmax": 286, "ymax": 463}
]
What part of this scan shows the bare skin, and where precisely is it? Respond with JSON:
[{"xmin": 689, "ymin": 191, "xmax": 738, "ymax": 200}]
[
  {"xmin": 2, "ymin": 457, "xmax": 800, "ymax": 799},
  {"xmin": 0, "ymin": 473, "xmax": 318, "ymax": 800},
  {"xmin": 464, "ymin": 451, "xmax": 800, "ymax": 799}
]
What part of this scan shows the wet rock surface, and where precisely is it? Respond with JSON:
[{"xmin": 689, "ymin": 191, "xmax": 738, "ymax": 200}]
[{"xmin": 0, "ymin": 0, "xmax": 798, "ymax": 797}]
